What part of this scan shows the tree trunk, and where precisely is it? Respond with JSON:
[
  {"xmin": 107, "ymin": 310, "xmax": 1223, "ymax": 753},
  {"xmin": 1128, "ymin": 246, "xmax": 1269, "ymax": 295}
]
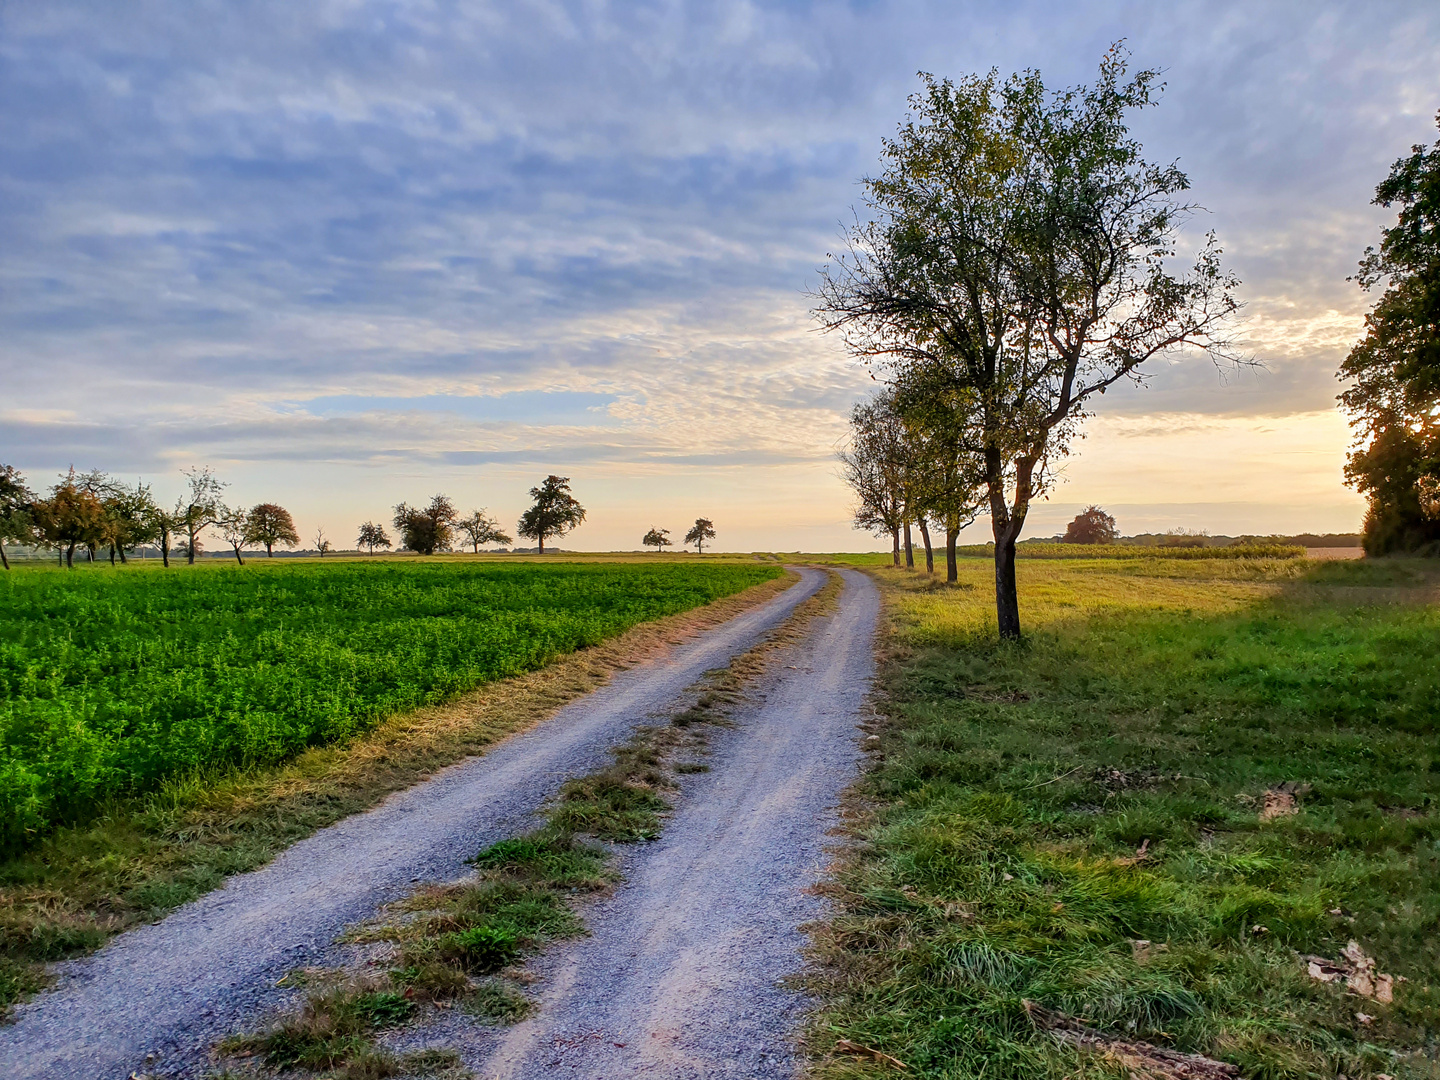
[
  {"xmin": 994, "ymin": 538, "xmax": 1020, "ymax": 639},
  {"xmin": 946, "ymin": 526, "xmax": 958, "ymax": 583},
  {"xmin": 0, "ymin": 542, "xmax": 8, "ymax": 570},
  {"xmin": 161, "ymin": 528, "xmax": 171, "ymax": 568},
  {"xmin": 109, "ymin": 544, "xmax": 116, "ymax": 565},
  {"xmin": 66, "ymin": 542, "xmax": 75, "ymax": 568},
  {"xmin": 267, "ymin": 542, "xmax": 274, "ymax": 556},
  {"xmin": 118, "ymin": 546, "xmax": 128, "ymax": 564},
  {"xmin": 918, "ymin": 519, "xmax": 934, "ymax": 574},
  {"xmin": 538, "ymin": 534, "xmax": 545, "ymax": 555},
  {"xmin": 904, "ymin": 521, "xmax": 914, "ymax": 569},
  {"xmin": 987, "ymin": 452, "xmax": 1036, "ymax": 641},
  {"xmin": 232, "ymin": 543, "xmax": 244, "ymax": 565},
  {"xmin": 187, "ymin": 528, "xmax": 197, "ymax": 564},
  {"xmin": 891, "ymin": 528, "xmax": 900, "ymax": 566}
]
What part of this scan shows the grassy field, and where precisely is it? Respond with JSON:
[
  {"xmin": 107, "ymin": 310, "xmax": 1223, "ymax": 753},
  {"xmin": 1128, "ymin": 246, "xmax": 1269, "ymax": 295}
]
[
  {"xmin": 0, "ymin": 559, "xmax": 780, "ymax": 853},
  {"xmin": 0, "ymin": 560, "xmax": 791, "ymax": 1011},
  {"xmin": 809, "ymin": 556, "xmax": 1440, "ymax": 1080}
]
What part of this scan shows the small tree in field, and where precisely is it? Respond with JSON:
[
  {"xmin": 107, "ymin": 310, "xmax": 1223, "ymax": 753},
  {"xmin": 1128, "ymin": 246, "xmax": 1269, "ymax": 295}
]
[
  {"xmin": 1063, "ymin": 506, "xmax": 1118, "ymax": 545},
  {"xmin": 394, "ymin": 494, "xmax": 458, "ymax": 555},
  {"xmin": 314, "ymin": 528, "xmax": 332, "ymax": 557},
  {"xmin": 217, "ymin": 505, "xmax": 249, "ymax": 564},
  {"xmin": 457, "ymin": 510, "xmax": 513, "ymax": 553},
  {"xmin": 684, "ymin": 518, "xmax": 716, "ymax": 553},
  {"xmin": 245, "ymin": 504, "xmax": 300, "ymax": 556},
  {"xmin": 356, "ymin": 521, "xmax": 392, "ymax": 554},
  {"xmin": 175, "ymin": 467, "xmax": 226, "ymax": 565},
  {"xmin": 31, "ymin": 468, "xmax": 107, "ymax": 568},
  {"xmin": 0, "ymin": 465, "xmax": 36, "ymax": 570},
  {"xmin": 642, "ymin": 527, "xmax": 672, "ymax": 552},
  {"xmin": 517, "ymin": 476, "xmax": 586, "ymax": 554}
]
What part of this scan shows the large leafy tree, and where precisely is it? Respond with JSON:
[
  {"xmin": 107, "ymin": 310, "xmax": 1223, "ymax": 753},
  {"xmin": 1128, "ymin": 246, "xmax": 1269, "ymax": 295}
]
[
  {"xmin": 1339, "ymin": 111, "xmax": 1440, "ymax": 554},
  {"xmin": 356, "ymin": 521, "xmax": 392, "ymax": 554},
  {"xmin": 517, "ymin": 476, "xmax": 586, "ymax": 554},
  {"xmin": 837, "ymin": 394, "xmax": 910, "ymax": 566},
  {"xmin": 394, "ymin": 494, "xmax": 458, "ymax": 555},
  {"xmin": 174, "ymin": 466, "xmax": 226, "ymax": 565},
  {"xmin": 1063, "ymin": 505, "xmax": 1118, "ymax": 545},
  {"xmin": 245, "ymin": 503, "xmax": 300, "ymax": 556},
  {"xmin": 31, "ymin": 468, "xmax": 108, "ymax": 568},
  {"xmin": 642, "ymin": 527, "xmax": 672, "ymax": 552},
  {"xmin": 816, "ymin": 47, "xmax": 1241, "ymax": 638}
]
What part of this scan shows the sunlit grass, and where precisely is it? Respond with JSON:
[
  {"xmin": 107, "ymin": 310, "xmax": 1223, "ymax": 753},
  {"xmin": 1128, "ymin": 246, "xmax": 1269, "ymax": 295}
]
[{"xmin": 809, "ymin": 557, "xmax": 1440, "ymax": 1080}]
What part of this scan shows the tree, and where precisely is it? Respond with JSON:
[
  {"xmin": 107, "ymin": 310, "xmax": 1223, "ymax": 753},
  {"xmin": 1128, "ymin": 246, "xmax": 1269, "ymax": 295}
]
[
  {"xmin": 217, "ymin": 505, "xmax": 249, "ymax": 565},
  {"xmin": 98, "ymin": 478, "xmax": 160, "ymax": 564},
  {"xmin": 0, "ymin": 465, "xmax": 36, "ymax": 571},
  {"xmin": 174, "ymin": 467, "xmax": 226, "ymax": 565},
  {"xmin": 245, "ymin": 504, "xmax": 300, "ymax": 556},
  {"xmin": 356, "ymin": 521, "xmax": 392, "ymax": 554},
  {"xmin": 838, "ymin": 395, "xmax": 909, "ymax": 566},
  {"xmin": 684, "ymin": 517, "xmax": 716, "ymax": 553},
  {"xmin": 31, "ymin": 468, "xmax": 107, "ymax": 568},
  {"xmin": 816, "ymin": 47, "xmax": 1241, "ymax": 637},
  {"xmin": 314, "ymin": 528, "xmax": 331, "ymax": 557},
  {"xmin": 642, "ymin": 527, "xmax": 672, "ymax": 552},
  {"xmin": 516, "ymin": 476, "xmax": 586, "ymax": 554},
  {"xmin": 1063, "ymin": 506, "xmax": 1118, "ymax": 545},
  {"xmin": 394, "ymin": 494, "xmax": 458, "ymax": 555},
  {"xmin": 456, "ymin": 510, "xmax": 513, "ymax": 553},
  {"xmin": 1339, "ymin": 111, "xmax": 1440, "ymax": 555}
]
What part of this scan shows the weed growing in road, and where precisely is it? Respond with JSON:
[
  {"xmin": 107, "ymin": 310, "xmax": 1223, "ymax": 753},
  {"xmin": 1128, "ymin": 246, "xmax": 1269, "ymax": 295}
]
[{"xmin": 805, "ymin": 558, "xmax": 1440, "ymax": 1080}]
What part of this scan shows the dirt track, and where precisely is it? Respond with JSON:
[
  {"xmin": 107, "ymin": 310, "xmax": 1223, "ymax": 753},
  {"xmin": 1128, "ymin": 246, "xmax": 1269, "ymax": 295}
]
[
  {"xmin": 0, "ymin": 568, "xmax": 829, "ymax": 1080},
  {"xmin": 472, "ymin": 566, "xmax": 879, "ymax": 1078}
]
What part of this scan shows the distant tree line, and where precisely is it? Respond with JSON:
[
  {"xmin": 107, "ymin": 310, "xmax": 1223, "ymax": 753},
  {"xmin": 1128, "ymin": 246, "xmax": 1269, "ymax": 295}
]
[
  {"xmin": 0, "ymin": 466, "xmax": 601, "ymax": 568},
  {"xmin": 1340, "ymin": 111, "xmax": 1440, "ymax": 556}
]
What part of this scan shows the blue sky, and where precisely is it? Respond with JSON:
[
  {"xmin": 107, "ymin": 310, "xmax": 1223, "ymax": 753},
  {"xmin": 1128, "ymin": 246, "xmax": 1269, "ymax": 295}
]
[{"xmin": 3, "ymin": 1, "xmax": 1439, "ymax": 550}]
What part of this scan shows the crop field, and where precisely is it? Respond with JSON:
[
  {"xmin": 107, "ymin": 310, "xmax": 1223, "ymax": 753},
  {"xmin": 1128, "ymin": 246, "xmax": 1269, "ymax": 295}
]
[
  {"xmin": 811, "ymin": 556, "xmax": 1440, "ymax": 1080},
  {"xmin": 0, "ymin": 559, "xmax": 781, "ymax": 854}
]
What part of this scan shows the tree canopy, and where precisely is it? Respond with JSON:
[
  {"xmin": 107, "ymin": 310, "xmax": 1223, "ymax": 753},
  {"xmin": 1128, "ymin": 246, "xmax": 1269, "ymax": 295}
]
[
  {"xmin": 1063, "ymin": 506, "xmax": 1118, "ymax": 545},
  {"xmin": 245, "ymin": 504, "xmax": 300, "ymax": 556},
  {"xmin": 456, "ymin": 510, "xmax": 513, "ymax": 553},
  {"xmin": 1340, "ymin": 111, "xmax": 1440, "ymax": 554},
  {"xmin": 642, "ymin": 527, "xmax": 672, "ymax": 552},
  {"xmin": 517, "ymin": 476, "xmax": 586, "ymax": 554}
]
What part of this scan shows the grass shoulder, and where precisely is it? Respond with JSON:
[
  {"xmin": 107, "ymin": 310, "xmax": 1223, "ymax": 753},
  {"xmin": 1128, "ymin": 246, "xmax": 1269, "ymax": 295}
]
[{"xmin": 805, "ymin": 558, "xmax": 1440, "ymax": 1080}]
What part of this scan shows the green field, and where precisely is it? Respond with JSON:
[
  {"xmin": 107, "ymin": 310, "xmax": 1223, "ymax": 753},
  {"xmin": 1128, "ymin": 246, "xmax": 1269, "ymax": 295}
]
[
  {"xmin": 0, "ymin": 559, "xmax": 781, "ymax": 854},
  {"xmin": 811, "ymin": 556, "xmax": 1440, "ymax": 1080}
]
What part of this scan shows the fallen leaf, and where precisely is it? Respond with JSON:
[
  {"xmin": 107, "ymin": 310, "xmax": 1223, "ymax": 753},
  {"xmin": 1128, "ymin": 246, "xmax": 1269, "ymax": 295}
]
[
  {"xmin": 1303, "ymin": 941, "xmax": 1404, "ymax": 1003},
  {"xmin": 1355, "ymin": 1012, "xmax": 1374, "ymax": 1025}
]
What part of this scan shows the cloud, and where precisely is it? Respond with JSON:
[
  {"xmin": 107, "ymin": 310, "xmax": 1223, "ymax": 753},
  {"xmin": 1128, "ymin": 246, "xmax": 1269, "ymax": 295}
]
[{"xmin": 2, "ymin": 0, "xmax": 1437, "ymax": 546}]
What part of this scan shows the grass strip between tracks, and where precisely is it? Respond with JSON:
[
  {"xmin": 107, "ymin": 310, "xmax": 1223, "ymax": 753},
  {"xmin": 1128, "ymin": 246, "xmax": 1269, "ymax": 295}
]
[
  {"xmin": 803, "ymin": 558, "xmax": 1440, "ymax": 1080},
  {"xmin": 0, "ymin": 572, "xmax": 798, "ymax": 1014},
  {"xmin": 212, "ymin": 571, "xmax": 844, "ymax": 1079}
]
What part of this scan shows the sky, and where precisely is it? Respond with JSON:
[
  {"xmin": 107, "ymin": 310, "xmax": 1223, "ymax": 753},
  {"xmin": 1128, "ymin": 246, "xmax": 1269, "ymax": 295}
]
[{"xmin": 3, "ymin": 1, "xmax": 1439, "ymax": 552}]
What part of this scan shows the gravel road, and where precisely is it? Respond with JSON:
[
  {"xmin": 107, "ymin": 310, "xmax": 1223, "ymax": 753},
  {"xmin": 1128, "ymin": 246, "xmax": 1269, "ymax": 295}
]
[
  {"xmin": 475, "ymin": 566, "xmax": 879, "ymax": 1078},
  {"xmin": 0, "ymin": 568, "xmax": 826, "ymax": 1080}
]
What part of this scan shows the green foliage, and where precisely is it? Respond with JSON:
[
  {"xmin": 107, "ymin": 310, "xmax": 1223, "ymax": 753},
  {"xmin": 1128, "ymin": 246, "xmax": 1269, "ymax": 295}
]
[
  {"xmin": 1341, "ymin": 112, "xmax": 1440, "ymax": 555},
  {"xmin": 811, "ymin": 561, "xmax": 1440, "ymax": 1079},
  {"xmin": 0, "ymin": 559, "xmax": 778, "ymax": 853}
]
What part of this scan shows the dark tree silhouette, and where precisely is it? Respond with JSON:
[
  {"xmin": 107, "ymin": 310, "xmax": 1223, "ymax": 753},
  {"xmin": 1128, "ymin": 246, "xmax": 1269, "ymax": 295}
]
[
  {"xmin": 457, "ymin": 510, "xmax": 513, "ymax": 553},
  {"xmin": 356, "ymin": 521, "xmax": 392, "ymax": 554},
  {"xmin": 642, "ymin": 526, "xmax": 672, "ymax": 552},
  {"xmin": 1063, "ymin": 506, "xmax": 1118, "ymax": 545},
  {"xmin": 394, "ymin": 494, "xmax": 459, "ymax": 555},
  {"xmin": 684, "ymin": 518, "xmax": 716, "ymax": 553},
  {"xmin": 517, "ymin": 476, "xmax": 586, "ymax": 554}
]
